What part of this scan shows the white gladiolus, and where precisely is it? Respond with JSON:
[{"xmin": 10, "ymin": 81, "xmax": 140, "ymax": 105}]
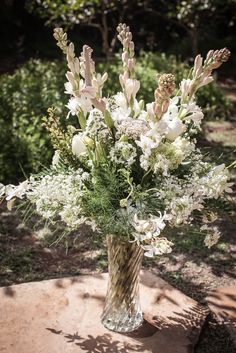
[{"xmin": 72, "ymin": 134, "xmax": 87, "ymax": 156}]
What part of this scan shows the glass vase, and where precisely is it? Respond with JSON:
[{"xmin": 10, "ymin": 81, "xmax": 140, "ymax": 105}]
[{"xmin": 101, "ymin": 234, "xmax": 143, "ymax": 333}]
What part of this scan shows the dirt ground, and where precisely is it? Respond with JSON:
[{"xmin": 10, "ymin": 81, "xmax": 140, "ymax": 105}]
[{"xmin": 0, "ymin": 81, "xmax": 236, "ymax": 353}]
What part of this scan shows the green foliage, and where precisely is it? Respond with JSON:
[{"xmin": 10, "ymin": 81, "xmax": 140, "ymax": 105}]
[
  {"xmin": 42, "ymin": 107, "xmax": 80, "ymax": 167},
  {"xmin": 82, "ymin": 163, "xmax": 133, "ymax": 237},
  {"xmin": 26, "ymin": 0, "xmax": 102, "ymax": 27},
  {"xmin": 0, "ymin": 59, "xmax": 67, "ymax": 183}
]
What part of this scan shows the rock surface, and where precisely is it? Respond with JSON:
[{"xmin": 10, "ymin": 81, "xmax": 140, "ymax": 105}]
[
  {"xmin": 0, "ymin": 271, "xmax": 208, "ymax": 353},
  {"xmin": 207, "ymin": 285, "xmax": 236, "ymax": 346}
]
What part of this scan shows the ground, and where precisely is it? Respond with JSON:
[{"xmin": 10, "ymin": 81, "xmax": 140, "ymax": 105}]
[{"xmin": 0, "ymin": 82, "xmax": 236, "ymax": 353}]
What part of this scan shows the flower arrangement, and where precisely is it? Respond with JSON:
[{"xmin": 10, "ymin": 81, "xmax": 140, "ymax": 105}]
[{"xmin": 1, "ymin": 24, "xmax": 233, "ymax": 257}]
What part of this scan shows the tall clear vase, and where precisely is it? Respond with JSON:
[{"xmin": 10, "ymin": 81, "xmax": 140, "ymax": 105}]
[{"xmin": 101, "ymin": 234, "xmax": 143, "ymax": 333}]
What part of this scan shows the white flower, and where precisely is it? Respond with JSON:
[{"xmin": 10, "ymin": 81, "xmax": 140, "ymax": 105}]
[
  {"xmin": 180, "ymin": 79, "xmax": 192, "ymax": 101},
  {"xmin": 201, "ymin": 225, "xmax": 221, "ymax": 248},
  {"xmin": 193, "ymin": 55, "xmax": 203, "ymax": 78},
  {"xmin": 5, "ymin": 181, "xmax": 29, "ymax": 201},
  {"xmin": 184, "ymin": 102, "xmax": 204, "ymax": 128},
  {"xmin": 164, "ymin": 116, "xmax": 186, "ymax": 141},
  {"xmin": 85, "ymin": 108, "xmax": 109, "ymax": 140},
  {"xmin": 132, "ymin": 212, "xmax": 172, "ymax": 243},
  {"xmin": 85, "ymin": 219, "xmax": 98, "ymax": 232},
  {"xmin": 92, "ymin": 72, "xmax": 108, "ymax": 93},
  {"xmin": 142, "ymin": 238, "xmax": 173, "ymax": 257},
  {"xmin": 166, "ymin": 97, "xmax": 179, "ymax": 117},
  {"xmin": 67, "ymin": 97, "xmax": 80, "ymax": 115},
  {"xmin": 116, "ymin": 117, "xmax": 149, "ymax": 139},
  {"xmin": 114, "ymin": 92, "xmax": 127, "ymax": 109},
  {"xmin": 171, "ymin": 137, "xmax": 195, "ymax": 161},
  {"xmin": 64, "ymin": 81, "xmax": 74, "ymax": 95},
  {"xmin": 72, "ymin": 134, "xmax": 87, "ymax": 157},
  {"xmin": 170, "ymin": 195, "xmax": 203, "ymax": 225},
  {"xmin": 66, "ymin": 96, "xmax": 93, "ymax": 117},
  {"xmin": 198, "ymin": 164, "xmax": 233, "ymax": 198},
  {"xmin": 153, "ymin": 155, "xmax": 170, "ymax": 176},
  {"xmin": 27, "ymin": 169, "xmax": 89, "ymax": 227},
  {"xmin": 111, "ymin": 105, "xmax": 131, "ymax": 124},
  {"xmin": 124, "ymin": 78, "xmax": 140, "ymax": 102},
  {"xmin": 136, "ymin": 135, "xmax": 160, "ymax": 156},
  {"xmin": 109, "ymin": 141, "xmax": 137, "ymax": 167}
]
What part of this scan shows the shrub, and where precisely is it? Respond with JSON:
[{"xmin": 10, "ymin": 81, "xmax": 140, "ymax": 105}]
[
  {"xmin": 0, "ymin": 59, "xmax": 67, "ymax": 183},
  {"xmin": 0, "ymin": 53, "xmax": 231, "ymax": 183}
]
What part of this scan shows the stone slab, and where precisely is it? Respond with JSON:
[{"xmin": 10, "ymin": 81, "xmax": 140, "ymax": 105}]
[
  {"xmin": 206, "ymin": 285, "xmax": 236, "ymax": 345},
  {"xmin": 0, "ymin": 270, "xmax": 208, "ymax": 353}
]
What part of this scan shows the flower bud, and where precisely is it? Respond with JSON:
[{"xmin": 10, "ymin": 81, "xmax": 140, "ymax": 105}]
[
  {"xmin": 72, "ymin": 134, "xmax": 87, "ymax": 156},
  {"xmin": 158, "ymin": 74, "xmax": 176, "ymax": 96},
  {"xmin": 83, "ymin": 136, "xmax": 94, "ymax": 148},
  {"xmin": 127, "ymin": 58, "xmax": 135, "ymax": 71},
  {"xmin": 146, "ymin": 102, "xmax": 155, "ymax": 119},
  {"xmin": 66, "ymin": 71, "xmax": 76, "ymax": 88},
  {"xmin": 122, "ymin": 52, "xmax": 129, "ymax": 64},
  {"xmin": 124, "ymin": 78, "xmax": 140, "ymax": 101},
  {"xmin": 139, "ymin": 99, "xmax": 144, "ymax": 110},
  {"xmin": 124, "ymin": 38, "xmax": 130, "ymax": 48},
  {"xmin": 120, "ymin": 198, "xmax": 128, "ymax": 208},
  {"xmin": 214, "ymin": 48, "xmax": 231, "ymax": 62},
  {"xmin": 129, "ymin": 41, "xmax": 134, "ymax": 51},
  {"xmin": 68, "ymin": 42, "xmax": 75, "ymax": 57},
  {"xmin": 74, "ymin": 57, "xmax": 80, "ymax": 75},
  {"xmin": 193, "ymin": 54, "xmax": 203, "ymax": 78}
]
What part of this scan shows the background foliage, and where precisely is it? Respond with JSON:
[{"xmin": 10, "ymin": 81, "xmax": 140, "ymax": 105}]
[
  {"xmin": 0, "ymin": 60, "xmax": 66, "ymax": 183},
  {"xmin": 0, "ymin": 0, "xmax": 235, "ymax": 183}
]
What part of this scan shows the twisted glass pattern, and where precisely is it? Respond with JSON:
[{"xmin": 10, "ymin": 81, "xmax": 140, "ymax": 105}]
[{"xmin": 101, "ymin": 234, "xmax": 143, "ymax": 332}]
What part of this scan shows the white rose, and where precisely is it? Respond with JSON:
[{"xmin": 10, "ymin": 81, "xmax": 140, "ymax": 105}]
[
  {"xmin": 165, "ymin": 117, "xmax": 186, "ymax": 141},
  {"xmin": 72, "ymin": 134, "xmax": 87, "ymax": 157}
]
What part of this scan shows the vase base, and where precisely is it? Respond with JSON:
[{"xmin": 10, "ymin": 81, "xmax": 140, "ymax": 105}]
[{"xmin": 101, "ymin": 312, "xmax": 143, "ymax": 333}]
